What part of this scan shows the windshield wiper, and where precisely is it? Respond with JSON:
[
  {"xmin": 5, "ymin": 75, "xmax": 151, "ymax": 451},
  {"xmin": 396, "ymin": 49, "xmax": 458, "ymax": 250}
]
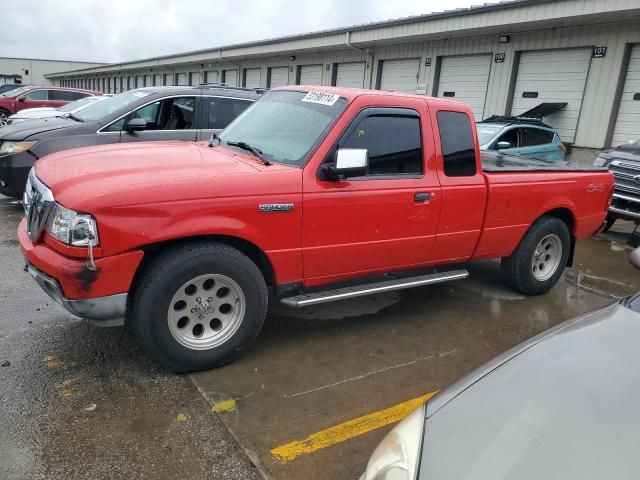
[
  {"xmin": 208, "ymin": 132, "xmax": 221, "ymax": 147},
  {"xmin": 65, "ymin": 113, "xmax": 85, "ymax": 123},
  {"xmin": 226, "ymin": 141, "xmax": 271, "ymax": 166}
]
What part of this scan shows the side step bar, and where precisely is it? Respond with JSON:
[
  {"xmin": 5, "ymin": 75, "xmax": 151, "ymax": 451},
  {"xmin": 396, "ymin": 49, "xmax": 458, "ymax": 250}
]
[{"xmin": 280, "ymin": 270, "xmax": 469, "ymax": 308}]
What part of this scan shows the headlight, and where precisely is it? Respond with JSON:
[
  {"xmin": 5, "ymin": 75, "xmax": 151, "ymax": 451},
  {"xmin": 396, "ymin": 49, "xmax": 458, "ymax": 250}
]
[
  {"xmin": 46, "ymin": 203, "xmax": 99, "ymax": 247},
  {"xmin": 593, "ymin": 154, "xmax": 610, "ymax": 167},
  {"xmin": 363, "ymin": 404, "xmax": 425, "ymax": 480},
  {"xmin": 0, "ymin": 140, "xmax": 37, "ymax": 155}
]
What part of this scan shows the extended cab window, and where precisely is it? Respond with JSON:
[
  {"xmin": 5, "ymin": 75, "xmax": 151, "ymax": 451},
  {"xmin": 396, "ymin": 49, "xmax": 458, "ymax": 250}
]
[
  {"xmin": 207, "ymin": 98, "xmax": 252, "ymax": 129},
  {"xmin": 437, "ymin": 111, "xmax": 477, "ymax": 177},
  {"xmin": 340, "ymin": 112, "xmax": 422, "ymax": 176}
]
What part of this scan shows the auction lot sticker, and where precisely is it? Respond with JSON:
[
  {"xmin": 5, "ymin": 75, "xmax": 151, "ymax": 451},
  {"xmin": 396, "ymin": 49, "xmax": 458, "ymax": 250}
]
[{"xmin": 302, "ymin": 91, "xmax": 340, "ymax": 106}]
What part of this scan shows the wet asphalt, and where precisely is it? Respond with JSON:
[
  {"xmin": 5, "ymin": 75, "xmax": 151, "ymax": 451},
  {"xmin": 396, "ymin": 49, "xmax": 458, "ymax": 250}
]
[{"xmin": 0, "ymin": 196, "xmax": 260, "ymax": 479}]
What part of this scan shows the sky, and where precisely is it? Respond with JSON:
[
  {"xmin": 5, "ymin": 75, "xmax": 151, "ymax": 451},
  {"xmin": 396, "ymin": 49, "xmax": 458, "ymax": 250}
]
[{"xmin": 1, "ymin": 0, "xmax": 485, "ymax": 64}]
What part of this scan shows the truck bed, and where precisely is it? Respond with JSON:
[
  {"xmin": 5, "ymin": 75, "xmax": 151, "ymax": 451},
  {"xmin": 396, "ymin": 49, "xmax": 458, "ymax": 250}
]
[{"xmin": 481, "ymin": 151, "xmax": 608, "ymax": 173}]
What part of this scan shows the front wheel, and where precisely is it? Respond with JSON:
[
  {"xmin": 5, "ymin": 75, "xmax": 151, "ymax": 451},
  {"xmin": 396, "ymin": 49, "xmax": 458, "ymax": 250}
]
[
  {"xmin": 501, "ymin": 215, "xmax": 570, "ymax": 295},
  {"xmin": 0, "ymin": 109, "xmax": 10, "ymax": 127},
  {"xmin": 129, "ymin": 242, "xmax": 268, "ymax": 372}
]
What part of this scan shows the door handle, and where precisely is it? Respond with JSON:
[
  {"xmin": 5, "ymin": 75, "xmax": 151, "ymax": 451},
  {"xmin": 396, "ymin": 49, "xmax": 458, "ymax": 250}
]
[{"xmin": 414, "ymin": 192, "xmax": 434, "ymax": 202}]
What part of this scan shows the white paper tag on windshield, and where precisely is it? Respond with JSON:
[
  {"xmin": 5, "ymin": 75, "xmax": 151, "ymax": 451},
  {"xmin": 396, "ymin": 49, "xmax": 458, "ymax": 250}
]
[{"xmin": 301, "ymin": 91, "xmax": 340, "ymax": 106}]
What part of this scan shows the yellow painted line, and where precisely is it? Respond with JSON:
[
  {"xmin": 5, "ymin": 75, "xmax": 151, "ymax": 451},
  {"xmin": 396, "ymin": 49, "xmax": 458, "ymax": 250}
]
[
  {"xmin": 271, "ymin": 390, "xmax": 438, "ymax": 464},
  {"xmin": 176, "ymin": 413, "xmax": 189, "ymax": 422},
  {"xmin": 212, "ymin": 398, "xmax": 237, "ymax": 413}
]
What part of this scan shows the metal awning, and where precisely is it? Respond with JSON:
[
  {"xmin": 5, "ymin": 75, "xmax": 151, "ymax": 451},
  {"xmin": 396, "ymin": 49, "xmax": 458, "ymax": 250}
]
[{"xmin": 518, "ymin": 102, "xmax": 568, "ymax": 119}]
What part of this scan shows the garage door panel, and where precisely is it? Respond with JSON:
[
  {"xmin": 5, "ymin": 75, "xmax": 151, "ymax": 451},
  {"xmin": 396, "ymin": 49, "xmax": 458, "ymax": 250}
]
[
  {"xmin": 335, "ymin": 62, "xmax": 365, "ymax": 88},
  {"xmin": 244, "ymin": 68, "xmax": 261, "ymax": 88},
  {"xmin": 224, "ymin": 70, "xmax": 238, "ymax": 87},
  {"xmin": 612, "ymin": 45, "xmax": 640, "ymax": 146},
  {"xmin": 299, "ymin": 65, "xmax": 323, "ymax": 85},
  {"xmin": 437, "ymin": 54, "xmax": 492, "ymax": 121},
  {"xmin": 512, "ymin": 48, "xmax": 591, "ymax": 142},
  {"xmin": 379, "ymin": 58, "xmax": 420, "ymax": 93},
  {"xmin": 269, "ymin": 67, "xmax": 289, "ymax": 88}
]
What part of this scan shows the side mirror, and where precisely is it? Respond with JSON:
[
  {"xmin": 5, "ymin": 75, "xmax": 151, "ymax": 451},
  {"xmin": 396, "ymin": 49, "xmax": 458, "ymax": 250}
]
[
  {"xmin": 17, "ymin": 96, "xmax": 25, "ymax": 102},
  {"xmin": 497, "ymin": 141, "xmax": 512, "ymax": 149},
  {"xmin": 323, "ymin": 148, "xmax": 369, "ymax": 181},
  {"xmin": 630, "ymin": 248, "xmax": 640, "ymax": 270},
  {"xmin": 125, "ymin": 117, "xmax": 147, "ymax": 132}
]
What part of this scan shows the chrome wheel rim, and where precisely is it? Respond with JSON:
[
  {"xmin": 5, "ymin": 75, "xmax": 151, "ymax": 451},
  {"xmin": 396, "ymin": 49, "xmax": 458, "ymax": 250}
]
[
  {"xmin": 0, "ymin": 112, "xmax": 7, "ymax": 127},
  {"xmin": 531, "ymin": 234, "xmax": 562, "ymax": 281},
  {"xmin": 167, "ymin": 274, "xmax": 246, "ymax": 350}
]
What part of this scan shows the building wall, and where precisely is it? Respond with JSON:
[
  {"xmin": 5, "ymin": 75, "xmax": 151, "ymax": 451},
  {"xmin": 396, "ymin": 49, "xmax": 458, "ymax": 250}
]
[{"xmin": 0, "ymin": 58, "xmax": 104, "ymax": 86}]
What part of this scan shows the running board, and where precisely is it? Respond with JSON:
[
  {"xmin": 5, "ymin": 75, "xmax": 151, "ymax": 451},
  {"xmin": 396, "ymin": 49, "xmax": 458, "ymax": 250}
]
[{"xmin": 280, "ymin": 270, "xmax": 469, "ymax": 308}]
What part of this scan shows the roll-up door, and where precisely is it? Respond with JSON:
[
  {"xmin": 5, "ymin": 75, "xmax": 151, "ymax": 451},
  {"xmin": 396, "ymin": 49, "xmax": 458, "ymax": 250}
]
[
  {"xmin": 223, "ymin": 69, "xmax": 238, "ymax": 87},
  {"xmin": 244, "ymin": 68, "xmax": 261, "ymax": 88},
  {"xmin": 175, "ymin": 72, "xmax": 188, "ymax": 85},
  {"xmin": 298, "ymin": 64, "xmax": 323, "ymax": 85},
  {"xmin": 379, "ymin": 58, "xmax": 420, "ymax": 93},
  {"xmin": 511, "ymin": 48, "xmax": 592, "ymax": 143},
  {"xmin": 437, "ymin": 54, "xmax": 492, "ymax": 121},
  {"xmin": 335, "ymin": 62, "xmax": 365, "ymax": 88},
  {"xmin": 205, "ymin": 71, "xmax": 218, "ymax": 84},
  {"xmin": 153, "ymin": 74, "xmax": 163, "ymax": 86},
  {"xmin": 612, "ymin": 45, "xmax": 640, "ymax": 146},
  {"xmin": 269, "ymin": 67, "xmax": 289, "ymax": 87}
]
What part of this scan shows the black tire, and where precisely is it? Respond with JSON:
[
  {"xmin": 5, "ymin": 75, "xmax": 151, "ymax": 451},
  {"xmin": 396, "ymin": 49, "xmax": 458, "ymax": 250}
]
[
  {"xmin": 602, "ymin": 215, "xmax": 616, "ymax": 233},
  {"xmin": 129, "ymin": 242, "xmax": 268, "ymax": 372},
  {"xmin": 501, "ymin": 215, "xmax": 570, "ymax": 296},
  {"xmin": 0, "ymin": 108, "xmax": 10, "ymax": 127}
]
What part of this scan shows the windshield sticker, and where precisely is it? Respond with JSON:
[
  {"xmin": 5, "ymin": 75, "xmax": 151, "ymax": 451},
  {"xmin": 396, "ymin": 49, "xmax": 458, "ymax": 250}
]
[{"xmin": 301, "ymin": 91, "xmax": 340, "ymax": 106}]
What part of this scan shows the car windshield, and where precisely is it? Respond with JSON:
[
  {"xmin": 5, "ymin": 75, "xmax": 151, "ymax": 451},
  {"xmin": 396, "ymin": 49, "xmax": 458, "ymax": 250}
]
[
  {"xmin": 58, "ymin": 96, "xmax": 101, "ymax": 113},
  {"xmin": 1, "ymin": 86, "xmax": 31, "ymax": 98},
  {"xmin": 476, "ymin": 125, "xmax": 503, "ymax": 145},
  {"xmin": 73, "ymin": 89, "xmax": 154, "ymax": 122},
  {"xmin": 219, "ymin": 90, "xmax": 348, "ymax": 166}
]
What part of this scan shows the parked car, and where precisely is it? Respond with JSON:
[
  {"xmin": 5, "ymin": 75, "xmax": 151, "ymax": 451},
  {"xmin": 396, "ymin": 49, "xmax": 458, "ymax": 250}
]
[
  {"xmin": 19, "ymin": 87, "xmax": 612, "ymax": 371},
  {"xmin": 6, "ymin": 95, "xmax": 107, "ymax": 125},
  {"xmin": 594, "ymin": 139, "xmax": 640, "ymax": 231},
  {"xmin": 361, "ymin": 247, "xmax": 640, "ymax": 480},
  {"xmin": 0, "ymin": 85, "xmax": 261, "ymax": 198},
  {"xmin": 0, "ymin": 86, "xmax": 100, "ymax": 127},
  {"xmin": 476, "ymin": 117, "xmax": 567, "ymax": 161},
  {"xmin": 0, "ymin": 84, "xmax": 30, "ymax": 95}
]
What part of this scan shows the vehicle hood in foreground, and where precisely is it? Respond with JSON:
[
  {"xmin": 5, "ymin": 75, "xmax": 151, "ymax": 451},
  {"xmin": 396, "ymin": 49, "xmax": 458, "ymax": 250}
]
[
  {"xmin": 421, "ymin": 302, "xmax": 640, "ymax": 480},
  {"xmin": 11, "ymin": 107, "xmax": 58, "ymax": 118},
  {"xmin": 0, "ymin": 116, "xmax": 78, "ymax": 140},
  {"xmin": 35, "ymin": 141, "xmax": 299, "ymax": 211}
]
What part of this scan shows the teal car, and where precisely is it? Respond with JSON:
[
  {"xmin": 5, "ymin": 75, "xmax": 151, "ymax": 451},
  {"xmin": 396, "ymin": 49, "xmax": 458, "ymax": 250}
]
[{"xmin": 476, "ymin": 118, "xmax": 567, "ymax": 161}]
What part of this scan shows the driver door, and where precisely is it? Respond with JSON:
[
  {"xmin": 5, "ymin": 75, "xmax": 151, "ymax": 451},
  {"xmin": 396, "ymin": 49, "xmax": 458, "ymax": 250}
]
[{"xmin": 302, "ymin": 101, "xmax": 441, "ymax": 285}]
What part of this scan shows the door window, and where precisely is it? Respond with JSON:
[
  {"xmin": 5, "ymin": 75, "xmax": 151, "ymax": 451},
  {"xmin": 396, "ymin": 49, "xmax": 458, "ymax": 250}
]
[
  {"xmin": 24, "ymin": 90, "xmax": 48, "ymax": 100},
  {"xmin": 340, "ymin": 112, "xmax": 423, "ymax": 176},
  {"xmin": 207, "ymin": 98, "xmax": 252, "ymax": 129},
  {"xmin": 49, "ymin": 90, "xmax": 84, "ymax": 101},
  {"xmin": 494, "ymin": 128, "xmax": 519, "ymax": 148},
  {"xmin": 121, "ymin": 96, "xmax": 196, "ymax": 130},
  {"xmin": 521, "ymin": 128, "xmax": 554, "ymax": 146},
  {"xmin": 436, "ymin": 111, "xmax": 477, "ymax": 177}
]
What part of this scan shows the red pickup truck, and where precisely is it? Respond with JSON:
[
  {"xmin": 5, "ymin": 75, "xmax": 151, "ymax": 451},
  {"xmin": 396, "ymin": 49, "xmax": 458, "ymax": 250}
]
[{"xmin": 19, "ymin": 87, "xmax": 613, "ymax": 371}]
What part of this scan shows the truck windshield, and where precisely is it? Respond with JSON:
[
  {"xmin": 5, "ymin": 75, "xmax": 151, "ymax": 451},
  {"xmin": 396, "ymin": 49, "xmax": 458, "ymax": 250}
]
[{"xmin": 219, "ymin": 90, "xmax": 348, "ymax": 166}]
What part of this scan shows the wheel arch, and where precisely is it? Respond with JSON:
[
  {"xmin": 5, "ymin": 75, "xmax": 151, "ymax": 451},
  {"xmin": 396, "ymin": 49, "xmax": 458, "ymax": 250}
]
[
  {"xmin": 538, "ymin": 207, "xmax": 576, "ymax": 267},
  {"xmin": 133, "ymin": 234, "xmax": 276, "ymax": 288}
]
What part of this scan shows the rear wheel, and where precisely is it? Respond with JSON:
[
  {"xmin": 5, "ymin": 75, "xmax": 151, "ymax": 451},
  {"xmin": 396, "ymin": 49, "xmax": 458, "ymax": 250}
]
[
  {"xmin": 501, "ymin": 215, "xmax": 570, "ymax": 295},
  {"xmin": 0, "ymin": 109, "xmax": 10, "ymax": 127},
  {"xmin": 129, "ymin": 242, "xmax": 268, "ymax": 372}
]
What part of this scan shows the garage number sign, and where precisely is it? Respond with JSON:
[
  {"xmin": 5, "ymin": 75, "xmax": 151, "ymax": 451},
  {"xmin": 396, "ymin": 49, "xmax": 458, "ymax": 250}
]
[
  {"xmin": 592, "ymin": 46, "xmax": 607, "ymax": 58},
  {"xmin": 495, "ymin": 53, "xmax": 506, "ymax": 63}
]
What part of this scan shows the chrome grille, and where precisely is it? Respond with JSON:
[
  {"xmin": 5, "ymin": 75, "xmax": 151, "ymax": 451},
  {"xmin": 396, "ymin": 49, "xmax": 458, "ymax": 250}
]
[
  {"xmin": 610, "ymin": 160, "xmax": 640, "ymax": 196},
  {"xmin": 23, "ymin": 169, "xmax": 54, "ymax": 242}
]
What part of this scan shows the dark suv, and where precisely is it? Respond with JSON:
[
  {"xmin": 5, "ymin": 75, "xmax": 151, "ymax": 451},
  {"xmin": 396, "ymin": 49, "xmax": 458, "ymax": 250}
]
[{"xmin": 0, "ymin": 85, "xmax": 262, "ymax": 198}]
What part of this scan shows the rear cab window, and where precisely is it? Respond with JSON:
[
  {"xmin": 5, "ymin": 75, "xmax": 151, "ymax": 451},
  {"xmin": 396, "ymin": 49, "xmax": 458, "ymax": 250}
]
[{"xmin": 436, "ymin": 111, "xmax": 477, "ymax": 177}]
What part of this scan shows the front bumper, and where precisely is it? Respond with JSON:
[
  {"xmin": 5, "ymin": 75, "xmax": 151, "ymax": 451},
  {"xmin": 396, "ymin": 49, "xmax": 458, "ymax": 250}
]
[
  {"xmin": 0, "ymin": 150, "xmax": 35, "ymax": 198},
  {"xmin": 26, "ymin": 263, "xmax": 127, "ymax": 326},
  {"xmin": 609, "ymin": 191, "xmax": 640, "ymax": 221}
]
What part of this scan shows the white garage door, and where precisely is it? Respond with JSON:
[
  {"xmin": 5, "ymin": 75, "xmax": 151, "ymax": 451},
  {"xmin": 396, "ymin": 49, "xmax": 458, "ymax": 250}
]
[
  {"xmin": 437, "ymin": 54, "xmax": 492, "ymax": 121},
  {"xmin": 299, "ymin": 64, "xmax": 323, "ymax": 85},
  {"xmin": 175, "ymin": 73, "xmax": 188, "ymax": 85},
  {"xmin": 612, "ymin": 45, "xmax": 640, "ymax": 146},
  {"xmin": 153, "ymin": 74, "xmax": 163, "ymax": 86},
  {"xmin": 269, "ymin": 67, "xmax": 289, "ymax": 87},
  {"xmin": 511, "ymin": 48, "xmax": 592, "ymax": 143},
  {"xmin": 379, "ymin": 58, "xmax": 420, "ymax": 93},
  {"xmin": 205, "ymin": 71, "xmax": 218, "ymax": 84},
  {"xmin": 223, "ymin": 70, "xmax": 238, "ymax": 87},
  {"xmin": 244, "ymin": 68, "xmax": 261, "ymax": 88},
  {"xmin": 335, "ymin": 62, "xmax": 366, "ymax": 88}
]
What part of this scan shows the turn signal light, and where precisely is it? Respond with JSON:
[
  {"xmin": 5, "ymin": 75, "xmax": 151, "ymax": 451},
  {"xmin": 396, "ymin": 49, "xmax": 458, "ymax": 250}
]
[{"xmin": 558, "ymin": 144, "xmax": 567, "ymax": 152}]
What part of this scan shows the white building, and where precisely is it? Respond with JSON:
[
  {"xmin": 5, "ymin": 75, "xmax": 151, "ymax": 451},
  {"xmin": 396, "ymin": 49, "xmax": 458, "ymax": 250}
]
[
  {"xmin": 0, "ymin": 57, "xmax": 105, "ymax": 86},
  {"xmin": 46, "ymin": 0, "xmax": 640, "ymax": 148}
]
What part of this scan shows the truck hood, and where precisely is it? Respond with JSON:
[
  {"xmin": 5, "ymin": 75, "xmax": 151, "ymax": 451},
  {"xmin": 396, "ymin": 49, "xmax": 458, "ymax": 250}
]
[
  {"xmin": 11, "ymin": 108, "xmax": 59, "ymax": 119},
  {"xmin": 35, "ymin": 141, "xmax": 299, "ymax": 211},
  {"xmin": 0, "ymin": 116, "xmax": 78, "ymax": 140}
]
